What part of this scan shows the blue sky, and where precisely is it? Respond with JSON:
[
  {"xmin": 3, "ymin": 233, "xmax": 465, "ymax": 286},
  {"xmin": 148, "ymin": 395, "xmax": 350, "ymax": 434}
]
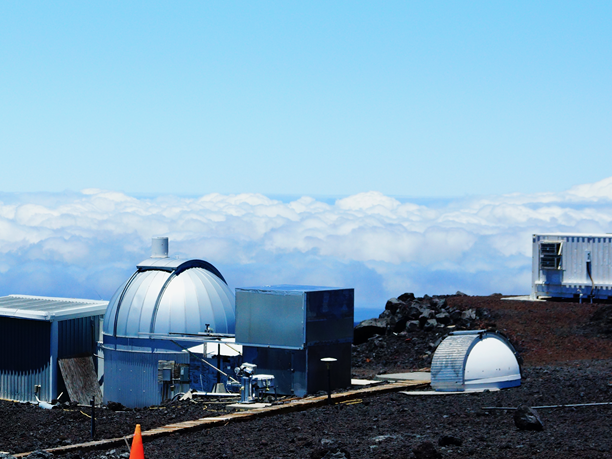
[
  {"xmin": 1, "ymin": 3, "xmax": 612, "ymax": 321},
  {"xmin": 2, "ymin": 2, "xmax": 611, "ymax": 197}
]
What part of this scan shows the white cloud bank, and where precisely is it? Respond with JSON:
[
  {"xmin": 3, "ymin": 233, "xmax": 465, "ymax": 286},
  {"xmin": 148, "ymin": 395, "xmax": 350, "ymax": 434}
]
[{"xmin": 1, "ymin": 177, "xmax": 611, "ymax": 320}]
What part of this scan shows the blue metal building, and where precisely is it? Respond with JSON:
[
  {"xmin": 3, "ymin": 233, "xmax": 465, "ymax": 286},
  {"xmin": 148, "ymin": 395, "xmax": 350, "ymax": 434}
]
[
  {"xmin": 0, "ymin": 295, "xmax": 107, "ymax": 403},
  {"xmin": 102, "ymin": 238, "xmax": 235, "ymax": 408}
]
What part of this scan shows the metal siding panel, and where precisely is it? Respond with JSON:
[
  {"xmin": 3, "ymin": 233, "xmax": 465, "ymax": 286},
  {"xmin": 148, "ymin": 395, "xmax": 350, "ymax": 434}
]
[
  {"xmin": 604, "ymin": 241, "xmax": 608, "ymax": 285},
  {"xmin": 604, "ymin": 241, "xmax": 609, "ymax": 283},
  {"xmin": 571, "ymin": 238, "xmax": 578, "ymax": 282},
  {"xmin": 605, "ymin": 241, "xmax": 609, "ymax": 284},
  {"xmin": 58, "ymin": 316, "xmax": 100, "ymax": 358},
  {"xmin": 306, "ymin": 343, "xmax": 352, "ymax": 394},
  {"xmin": 0, "ymin": 317, "xmax": 51, "ymax": 402},
  {"xmin": 235, "ymin": 290, "xmax": 305, "ymax": 349},
  {"xmin": 103, "ymin": 347, "xmax": 189, "ymax": 408},
  {"xmin": 531, "ymin": 236, "xmax": 539, "ymax": 297},
  {"xmin": 305, "ymin": 289, "xmax": 354, "ymax": 344}
]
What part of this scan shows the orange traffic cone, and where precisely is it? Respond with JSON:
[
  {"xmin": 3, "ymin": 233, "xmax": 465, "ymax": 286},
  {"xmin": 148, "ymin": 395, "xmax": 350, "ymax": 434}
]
[{"xmin": 129, "ymin": 424, "xmax": 145, "ymax": 459}]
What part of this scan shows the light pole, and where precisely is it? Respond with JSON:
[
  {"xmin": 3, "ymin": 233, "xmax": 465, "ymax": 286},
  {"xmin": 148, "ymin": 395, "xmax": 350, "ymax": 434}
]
[{"xmin": 320, "ymin": 357, "xmax": 337, "ymax": 404}]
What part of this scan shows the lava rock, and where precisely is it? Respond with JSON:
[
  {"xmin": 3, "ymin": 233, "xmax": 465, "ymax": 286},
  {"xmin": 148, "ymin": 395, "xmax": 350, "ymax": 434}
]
[
  {"xmin": 420, "ymin": 309, "xmax": 435, "ymax": 319},
  {"xmin": 406, "ymin": 320, "xmax": 420, "ymax": 332},
  {"xmin": 450, "ymin": 309, "xmax": 463, "ymax": 321},
  {"xmin": 438, "ymin": 435, "xmax": 463, "ymax": 446},
  {"xmin": 461, "ymin": 309, "xmax": 476, "ymax": 320},
  {"xmin": 354, "ymin": 319, "xmax": 388, "ymax": 345},
  {"xmin": 432, "ymin": 297, "xmax": 448, "ymax": 309},
  {"xmin": 385, "ymin": 298, "xmax": 402, "ymax": 314},
  {"xmin": 107, "ymin": 401, "xmax": 127, "ymax": 411},
  {"xmin": 311, "ymin": 448, "xmax": 351, "ymax": 459},
  {"xmin": 0, "ymin": 453, "xmax": 17, "ymax": 459},
  {"xmin": 25, "ymin": 452, "xmax": 54, "ymax": 458},
  {"xmin": 406, "ymin": 306, "xmax": 423, "ymax": 320},
  {"xmin": 587, "ymin": 305, "xmax": 612, "ymax": 335},
  {"xmin": 322, "ymin": 451, "xmax": 350, "ymax": 459},
  {"xmin": 435, "ymin": 312, "xmax": 451, "ymax": 325},
  {"xmin": 513, "ymin": 405, "xmax": 544, "ymax": 431},
  {"xmin": 423, "ymin": 319, "xmax": 437, "ymax": 332},
  {"xmin": 398, "ymin": 292, "xmax": 416, "ymax": 302},
  {"xmin": 413, "ymin": 441, "xmax": 442, "ymax": 459},
  {"xmin": 393, "ymin": 316, "xmax": 409, "ymax": 333}
]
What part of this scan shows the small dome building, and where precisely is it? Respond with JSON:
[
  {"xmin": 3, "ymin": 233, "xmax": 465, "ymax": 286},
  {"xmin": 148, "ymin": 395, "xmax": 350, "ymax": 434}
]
[
  {"xmin": 431, "ymin": 330, "xmax": 521, "ymax": 392},
  {"xmin": 102, "ymin": 237, "xmax": 235, "ymax": 407}
]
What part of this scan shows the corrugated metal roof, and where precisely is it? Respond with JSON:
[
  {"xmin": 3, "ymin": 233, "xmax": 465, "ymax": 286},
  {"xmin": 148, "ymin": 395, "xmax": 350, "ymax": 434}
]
[{"xmin": 0, "ymin": 295, "xmax": 108, "ymax": 321}]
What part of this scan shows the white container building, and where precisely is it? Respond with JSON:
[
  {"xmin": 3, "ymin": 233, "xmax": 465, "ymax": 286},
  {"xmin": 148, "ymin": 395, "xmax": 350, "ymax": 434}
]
[{"xmin": 532, "ymin": 233, "xmax": 612, "ymax": 301}]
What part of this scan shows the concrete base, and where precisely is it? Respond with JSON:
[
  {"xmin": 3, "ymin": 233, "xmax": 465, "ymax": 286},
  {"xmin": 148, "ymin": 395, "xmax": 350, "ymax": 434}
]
[
  {"xmin": 374, "ymin": 372, "xmax": 431, "ymax": 383},
  {"xmin": 401, "ymin": 388, "xmax": 499, "ymax": 395},
  {"xmin": 502, "ymin": 296, "xmax": 544, "ymax": 302},
  {"xmin": 351, "ymin": 378, "xmax": 382, "ymax": 386}
]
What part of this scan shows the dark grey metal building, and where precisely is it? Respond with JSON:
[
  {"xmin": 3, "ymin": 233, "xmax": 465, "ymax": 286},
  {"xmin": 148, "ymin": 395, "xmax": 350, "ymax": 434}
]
[
  {"xmin": 236, "ymin": 285, "xmax": 354, "ymax": 397},
  {"xmin": 0, "ymin": 295, "xmax": 107, "ymax": 403}
]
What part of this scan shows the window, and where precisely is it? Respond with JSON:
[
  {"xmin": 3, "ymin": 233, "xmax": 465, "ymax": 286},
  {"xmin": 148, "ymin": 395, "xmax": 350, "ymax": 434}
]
[{"xmin": 540, "ymin": 242, "xmax": 562, "ymax": 270}]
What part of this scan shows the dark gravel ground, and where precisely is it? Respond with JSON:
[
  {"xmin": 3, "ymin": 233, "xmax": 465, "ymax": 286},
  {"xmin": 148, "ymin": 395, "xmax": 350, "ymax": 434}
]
[
  {"xmin": 4, "ymin": 294, "xmax": 612, "ymax": 458},
  {"xmin": 0, "ymin": 397, "xmax": 231, "ymax": 454},
  {"xmin": 71, "ymin": 362, "xmax": 612, "ymax": 459}
]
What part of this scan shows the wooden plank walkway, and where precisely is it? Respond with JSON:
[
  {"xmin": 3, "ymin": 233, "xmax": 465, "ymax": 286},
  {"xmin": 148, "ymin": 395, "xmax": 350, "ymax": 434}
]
[{"xmin": 13, "ymin": 379, "xmax": 428, "ymax": 457}]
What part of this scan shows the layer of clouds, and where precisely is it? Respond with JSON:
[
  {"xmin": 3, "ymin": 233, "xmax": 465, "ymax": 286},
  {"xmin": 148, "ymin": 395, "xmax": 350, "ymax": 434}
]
[{"xmin": 0, "ymin": 177, "xmax": 611, "ymax": 320}]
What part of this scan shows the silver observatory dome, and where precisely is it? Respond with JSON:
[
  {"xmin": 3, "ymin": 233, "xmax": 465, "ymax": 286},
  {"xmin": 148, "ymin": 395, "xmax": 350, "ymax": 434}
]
[{"xmin": 103, "ymin": 237, "xmax": 235, "ymax": 338}]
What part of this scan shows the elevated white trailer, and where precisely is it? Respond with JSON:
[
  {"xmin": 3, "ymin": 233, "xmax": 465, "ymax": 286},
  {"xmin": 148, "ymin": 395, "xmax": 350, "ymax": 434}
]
[{"xmin": 532, "ymin": 233, "xmax": 612, "ymax": 301}]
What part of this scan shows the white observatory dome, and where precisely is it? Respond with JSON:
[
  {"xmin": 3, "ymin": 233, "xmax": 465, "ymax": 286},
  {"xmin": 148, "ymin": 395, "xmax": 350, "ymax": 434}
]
[
  {"xmin": 431, "ymin": 330, "xmax": 521, "ymax": 392},
  {"xmin": 103, "ymin": 239, "xmax": 235, "ymax": 338}
]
